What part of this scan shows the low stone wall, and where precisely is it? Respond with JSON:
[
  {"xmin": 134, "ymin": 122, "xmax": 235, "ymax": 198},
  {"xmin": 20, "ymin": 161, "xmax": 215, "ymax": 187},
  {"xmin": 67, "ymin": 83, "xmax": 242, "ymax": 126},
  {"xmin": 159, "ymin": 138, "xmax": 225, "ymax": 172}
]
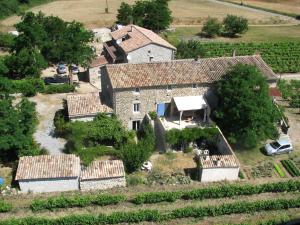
[{"xmin": 80, "ymin": 177, "xmax": 126, "ymax": 191}]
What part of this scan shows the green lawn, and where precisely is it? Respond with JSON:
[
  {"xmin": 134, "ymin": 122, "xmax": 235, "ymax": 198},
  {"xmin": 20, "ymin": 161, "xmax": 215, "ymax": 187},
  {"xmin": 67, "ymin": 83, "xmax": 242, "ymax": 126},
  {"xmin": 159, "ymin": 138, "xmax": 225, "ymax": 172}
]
[{"xmin": 164, "ymin": 25, "xmax": 300, "ymax": 45}]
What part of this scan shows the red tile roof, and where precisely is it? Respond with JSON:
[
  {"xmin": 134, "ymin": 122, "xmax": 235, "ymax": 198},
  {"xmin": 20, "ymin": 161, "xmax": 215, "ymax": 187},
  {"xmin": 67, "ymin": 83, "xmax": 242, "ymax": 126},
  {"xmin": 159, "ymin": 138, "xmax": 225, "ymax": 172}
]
[
  {"xmin": 105, "ymin": 55, "xmax": 278, "ymax": 89},
  {"xmin": 269, "ymin": 87, "xmax": 282, "ymax": 97},
  {"xmin": 110, "ymin": 25, "xmax": 176, "ymax": 53},
  {"xmin": 90, "ymin": 56, "xmax": 108, "ymax": 68},
  {"xmin": 15, "ymin": 155, "xmax": 80, "ymax": 180},
  {"xmin": 67, "ymin": 92, "xmax": 112, "ymax": 118},
  {"xmin": 81, "ymin": 160, "xmax": 125, "ymax": 180}
]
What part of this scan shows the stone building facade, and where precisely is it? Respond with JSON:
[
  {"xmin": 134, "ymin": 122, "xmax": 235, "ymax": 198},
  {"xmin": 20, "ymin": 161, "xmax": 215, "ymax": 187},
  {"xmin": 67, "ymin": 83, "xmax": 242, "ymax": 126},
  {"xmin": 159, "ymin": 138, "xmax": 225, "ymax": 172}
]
[{"xmin": 101, "ymin": 55, "xmax": 278, "ymax": 130}]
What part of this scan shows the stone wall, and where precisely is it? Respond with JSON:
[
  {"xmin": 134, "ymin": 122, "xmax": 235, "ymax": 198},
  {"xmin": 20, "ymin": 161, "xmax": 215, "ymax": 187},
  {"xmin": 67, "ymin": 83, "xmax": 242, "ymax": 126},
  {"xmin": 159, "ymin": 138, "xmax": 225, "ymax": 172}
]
[
  {"xmin": 80, "ymin": 177, "xmax": 126, "ymax": 191},
  {"xmin": 113, "ymin": 84, "xmax": 211, "ymax": 129},
  {"xmin": 127, "ymin": 44, "xmax": 174, "ymax": 63},
  {"xmin": 199, "ymin": 167, "xmax": 239, "ymax": 182},
  {"xmin": 19, "ymin": 177, "xmax": 79, "ymax": 193},
  {"xmin": 70, "ymin": 115, "xmax": 95, "ymax": 122}
]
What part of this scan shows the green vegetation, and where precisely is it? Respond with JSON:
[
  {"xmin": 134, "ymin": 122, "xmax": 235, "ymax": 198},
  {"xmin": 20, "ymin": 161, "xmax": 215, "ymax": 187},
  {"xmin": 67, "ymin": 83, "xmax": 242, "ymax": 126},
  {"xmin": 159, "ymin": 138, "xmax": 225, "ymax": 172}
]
[
  {"xmin": 0, "ymin": 200, "xmax": 12, "ymax": 213},
  {"xmin": 0, "ymin": 97, "xmax": 41, "ymax": 162},
  {"xmin": 117, "ymin": 0, "xmax": 172, "ymax": 31},
  {"xmin": 0, "ymin": 0, "xmax": 54, "ymax": 19},
  {"xmin": 0, "ymin": 33, "xmax": 14, "ymax": 49},
  {"xmin": 2, "ymin": 197, "xmax": 300, "ymax": 224},
  {"xmin": 42, "ymin": 83, "xmax": 75, "ymax": 94},
  {"xmin": 213, "ymin": 64, "xmax": 280, "ymax": 148},
  {"xmin": 30, "ymin": 194, "xmax": 126, "ymax": 212},
  {"xmin": 281, "ymin": 160, "xmax": 300, "ymax": 177},
  {"xmin": 132, "ymin": 180, "xmax": 300, "ymax": 204},
  {"xmin": 148, "ymin": 111, "xmax": 157, "ymax": 120},
  {"xmin": 165, "ymin": 127, "xmax": 219, "ymax": 150},
  {"xmin": 176, "ymin": 41, "xmax": 300, "ymax": 73},
  {"xmin": 278, "ymin": 80, "xmax": 300, "ymax": 112},
  {"xmin": 201, "ymin": 17, "xmax": 222, "ymax": 38},
  {"xmin": 273, "ymin": 163, "xmax": 286, "ymax": 178},
  {"xmin": 223, "ymin": 15, "xmax": 248, "ymax": 37}
]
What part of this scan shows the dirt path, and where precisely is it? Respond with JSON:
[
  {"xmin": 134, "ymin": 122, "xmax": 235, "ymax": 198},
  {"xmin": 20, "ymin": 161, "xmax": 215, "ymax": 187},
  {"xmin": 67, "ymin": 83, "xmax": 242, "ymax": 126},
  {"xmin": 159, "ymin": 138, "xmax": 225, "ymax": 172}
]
[
  {"xmin": 30, "ymin": 93, "xmax": 67, "ymax": 155},
  {"xmin": 211, "ymin": 0, "xmax": 299, "ymax": 23}
]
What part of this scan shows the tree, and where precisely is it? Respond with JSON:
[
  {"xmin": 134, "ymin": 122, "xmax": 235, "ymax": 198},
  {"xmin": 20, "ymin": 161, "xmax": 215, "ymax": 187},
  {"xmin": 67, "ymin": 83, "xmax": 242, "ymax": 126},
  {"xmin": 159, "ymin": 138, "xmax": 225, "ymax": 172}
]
[
  {"xmin": 214, "ymin": 64, "xmax": 280, "ymax": 149},
  {"xmin": 116, "ymin": 0, "xmax": 172, "ymax": 31},
  {"xmin": 201, "ymin": 17, "xmax": 222, "ymax": 38},
  {"xmin": 56, "ymin": 21, "xmax": 94, "ymax": 84},
  {"xmin": 223, "ymin": 15, "xmax": 248, "ymax": 37},
  {"xmin": 0, "ymin": 97, "xmax": 40, "ymax": 162},
  {"xmin": 117, "ymin": 2, "xmax": 133, "ymax": 25}
]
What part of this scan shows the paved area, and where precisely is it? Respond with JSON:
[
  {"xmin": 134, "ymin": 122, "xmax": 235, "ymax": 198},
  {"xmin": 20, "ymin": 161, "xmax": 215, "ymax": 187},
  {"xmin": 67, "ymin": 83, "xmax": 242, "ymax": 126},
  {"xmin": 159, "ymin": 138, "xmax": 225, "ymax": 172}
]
[{"xmin": 30, "ymin": 93, "xmax": 67, "ymax": 155}]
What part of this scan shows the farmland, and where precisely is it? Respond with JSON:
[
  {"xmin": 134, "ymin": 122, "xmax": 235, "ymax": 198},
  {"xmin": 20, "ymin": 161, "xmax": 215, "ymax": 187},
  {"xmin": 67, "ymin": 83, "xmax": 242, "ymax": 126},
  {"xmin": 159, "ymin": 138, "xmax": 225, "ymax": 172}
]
[
  {"xmin": 223, "ymin": 0, "xmax": 300, "ymax": 17},
  {"xmin": 0, "ymin": 0, "xmax": 298, "ymax": 32}
]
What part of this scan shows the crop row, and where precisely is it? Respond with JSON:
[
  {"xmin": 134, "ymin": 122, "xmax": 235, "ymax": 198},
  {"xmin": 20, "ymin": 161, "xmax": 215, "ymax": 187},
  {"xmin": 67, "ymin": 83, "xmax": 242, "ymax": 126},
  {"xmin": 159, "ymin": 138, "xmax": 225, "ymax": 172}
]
[
  {"xmin": 176, "ymin": 41, "xmax": 300, "ymax": 73},
  {"xmin": 281, "ymin": 160, "xmax": 300, "ymax": 177},
  {"xmin": 30, "ymin": 194, "xmax": 125, "ymax": 212},
  {"xmin": 2, "ymin": 197, "xmax": 300, "ymax": 225},
  {"xmin": 132, "ymin": 180, "xmax": 300, "ymax": 204}
]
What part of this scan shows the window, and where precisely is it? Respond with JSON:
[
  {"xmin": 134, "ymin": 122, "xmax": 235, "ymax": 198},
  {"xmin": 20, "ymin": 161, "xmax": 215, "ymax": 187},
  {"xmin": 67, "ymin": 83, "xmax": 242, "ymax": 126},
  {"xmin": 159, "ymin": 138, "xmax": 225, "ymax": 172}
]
[
  {"xmin": 132, "ymin": 120, "xmax": 141, "ymax": 131},
  {"xmin": 192, "ymin": 84, "xmax": 197, "ymax": 89},
  {"xmin": 167, "ymin": 85, "xmax": 172, "ymax": 91},
  {"xmin": 149, "ymin": 56, "xmax": 154, "ymax": 62},
  {"xmin": 133, "ymin": 103, "xmax": 140, "ymax": 113},
  {"xmin": 133, "ymin": 87, "xmax": 140, "ymax": 94}
]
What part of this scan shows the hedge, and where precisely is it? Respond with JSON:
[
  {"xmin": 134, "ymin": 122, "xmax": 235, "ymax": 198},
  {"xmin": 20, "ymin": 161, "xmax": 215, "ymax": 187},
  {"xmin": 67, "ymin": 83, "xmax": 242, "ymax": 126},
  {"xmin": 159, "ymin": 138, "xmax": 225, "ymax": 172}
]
[
  {"xmin": 30, "ymin": 194, "xmax": 126, "ymax": 212},
  {"xmin": 0, "ymin": 201, "xmax": 12, "ymax": 213},
  {"xmin": 132, "ymin": 180, "xmax": 300, "ymax": 204},
  {"xmin": 3, "ymin": 197, "xmax": 300, "ymax": 224},
  {"xmin": 41, "ymin": 83, "xmax": 75, "ymax": 94}
]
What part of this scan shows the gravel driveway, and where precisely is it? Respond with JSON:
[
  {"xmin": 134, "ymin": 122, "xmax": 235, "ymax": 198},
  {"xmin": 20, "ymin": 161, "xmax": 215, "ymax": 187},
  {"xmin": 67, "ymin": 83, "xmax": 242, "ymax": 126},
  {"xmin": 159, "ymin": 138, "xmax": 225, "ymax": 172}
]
[{"xmin": 30, "ymin": 93, "xmax": 67, "ymax": 155}]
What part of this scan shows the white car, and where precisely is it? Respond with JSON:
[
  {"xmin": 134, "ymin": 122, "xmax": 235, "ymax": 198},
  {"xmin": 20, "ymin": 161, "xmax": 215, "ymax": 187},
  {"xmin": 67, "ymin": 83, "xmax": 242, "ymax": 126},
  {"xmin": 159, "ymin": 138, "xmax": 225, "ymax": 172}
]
[{"xmin": 265, "ymin": 137, "xmax": 293, "ymax": 156}]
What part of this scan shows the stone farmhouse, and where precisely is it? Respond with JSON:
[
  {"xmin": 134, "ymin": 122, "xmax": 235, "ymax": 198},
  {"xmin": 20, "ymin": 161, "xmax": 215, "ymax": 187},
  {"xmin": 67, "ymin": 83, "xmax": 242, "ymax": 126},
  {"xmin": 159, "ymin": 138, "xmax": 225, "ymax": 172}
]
[
  {"xmin": 103, "ymin": 24, "xmax": 176, "ymax": 64},
  {"xmin": 15, "ymin": 155, "xmax": 126, "ymax": 193},
  {"xmin": 100, "ymin": 55, "xmax": 278, "ymax": 130}
]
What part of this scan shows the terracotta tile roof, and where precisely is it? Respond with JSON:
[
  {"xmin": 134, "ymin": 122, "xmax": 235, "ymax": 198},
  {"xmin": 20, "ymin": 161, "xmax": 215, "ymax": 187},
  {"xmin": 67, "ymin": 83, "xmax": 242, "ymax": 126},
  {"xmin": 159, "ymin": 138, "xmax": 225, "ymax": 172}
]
[
  {"xmin": 199, "ymin": 155, "xmax": 239, "ymax": 168},
  {"xmin": 110, "ymin": 25, "xmax": 176, "ymax": 53},
  {"xmin": 81, "ymin": 160, "xmax": 125, "ymax": 180},
  {"xmin": 105, "ymin": 55, "xmax": 278, "ymax": 89},
  {"xmin": 15, "ymin": 155, "xmax": 80, "ymax": 180},
  {"xmin": 89, "ymin": 56, "xmax": 108, "ymax": 68},
  {"xmin": 67, "ymin": 92, "xmax": 112, "ymax": 118}
]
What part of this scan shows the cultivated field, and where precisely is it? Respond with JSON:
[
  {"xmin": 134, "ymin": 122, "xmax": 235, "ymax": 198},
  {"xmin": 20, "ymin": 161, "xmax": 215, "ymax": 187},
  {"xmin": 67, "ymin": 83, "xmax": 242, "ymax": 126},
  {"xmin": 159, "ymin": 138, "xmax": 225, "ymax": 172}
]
[
  {"xmin": 0, "ymin": 0, "xmax": 297, "ymax": 31},
  {"xmin": 225, "ymin": 0, "xmax": 300, "ymax": 16}
]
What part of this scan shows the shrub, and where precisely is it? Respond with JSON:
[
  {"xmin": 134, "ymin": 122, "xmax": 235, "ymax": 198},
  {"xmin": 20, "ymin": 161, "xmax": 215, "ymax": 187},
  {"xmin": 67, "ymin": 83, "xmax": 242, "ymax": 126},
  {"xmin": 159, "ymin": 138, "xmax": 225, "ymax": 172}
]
[
  {"xmin": 148, "ymin": 111, "xmax": 157, "ymax": 120},
  {"xmin": 238, "ymin": 170, "xmax": 245, "ymax": 179},
  {"xmin": 201, "ymin": 17, "xmax": 222, "ymax": 38},
  {"xmin": 12, "ymin": 78, "xmax": 45, "ymax": 96},
  {"xmin": 42, "ymin": 83, "xmax": 75, "ymax": 94},
  {"xmin": 126, "ymin": 174, "xmax": 145, "ymax": 186},
  {"xmin": 0, "ymin": 32, "xmax": 14, "ymax": 49},
  {"xmin": 223, "ymin": 15, "xmax": 248, "ymax": 37},
  {"xmin": 53, "ymin": 108, "xmax": 68, "ymax": 136},
  {"xmin": 133, "ymin": 191, "xmax": 182, "ymax": 204},
  {"xmin": 0, "ymin": 201, "xmax": 12, "ymax": 213}
]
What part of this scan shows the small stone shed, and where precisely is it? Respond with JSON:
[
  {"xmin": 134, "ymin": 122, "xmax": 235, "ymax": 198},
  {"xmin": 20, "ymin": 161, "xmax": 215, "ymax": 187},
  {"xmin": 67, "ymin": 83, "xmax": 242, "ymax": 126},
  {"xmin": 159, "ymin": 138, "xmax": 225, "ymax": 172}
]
[
  {"xmin": 80, "ymin": 160, "xmax": 126, "ymax": 191},
  {"xmin": 67, "ymin": 92, "xmax": 112, "ymax": 121},
  {"xmin": 15, "ymin": 155, "xmax": 80, "ymax": 193}
]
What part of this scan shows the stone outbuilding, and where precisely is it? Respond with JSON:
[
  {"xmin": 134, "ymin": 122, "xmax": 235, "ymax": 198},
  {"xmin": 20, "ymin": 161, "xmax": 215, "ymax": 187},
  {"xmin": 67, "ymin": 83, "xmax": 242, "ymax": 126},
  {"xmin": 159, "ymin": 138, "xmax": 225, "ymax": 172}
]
[
  {"xmin": 15, "ymin": 155, "xmax": 80, "ymax": 193},
  {"xmin": 67, "ymin": 92, "xmax": 112, "ymax": 121},
  {"xmin": 80, "ymin": 160, "xmax": 126, "ymax": 191}
]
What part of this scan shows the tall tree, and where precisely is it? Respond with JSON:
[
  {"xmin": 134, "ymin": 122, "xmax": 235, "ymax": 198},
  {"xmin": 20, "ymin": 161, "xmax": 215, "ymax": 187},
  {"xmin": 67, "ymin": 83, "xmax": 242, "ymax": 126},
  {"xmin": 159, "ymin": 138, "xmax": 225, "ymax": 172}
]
[
  {"xmin": 214, "ymin": 64, "xmax": 280, "ymax": 149},
  {"xmin": 116, "ymin": 2, "xmax": 133, "ymax": 25},
  {"xmin": 223, "ymin": 15, "xmax": 248, "ymax": 37}
]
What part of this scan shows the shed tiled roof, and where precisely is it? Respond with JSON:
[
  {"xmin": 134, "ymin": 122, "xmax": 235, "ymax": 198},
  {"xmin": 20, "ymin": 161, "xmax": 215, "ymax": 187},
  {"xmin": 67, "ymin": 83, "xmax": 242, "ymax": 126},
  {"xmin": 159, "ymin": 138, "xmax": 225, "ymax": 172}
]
[
  {"xmin": 199, "ymin": 155, "xmax": 239, "ymax": 168},
  {"xmin": 105, "ymin": 55, "xmax": 278, "ymax": 89},
  {"xmin": 111, "ymin": 25, "xmax": 176, "ymax": 53},
  {"xmin": 15, "ymin": 155, "xmax": 80, "ymax": 180},
  {"xmin": 67, "ymin": 92, "xmax": 112, "ymax": 118},
  {"xmin": 81, "ymin": 160, "xmax": 125, "ymax": 181}
]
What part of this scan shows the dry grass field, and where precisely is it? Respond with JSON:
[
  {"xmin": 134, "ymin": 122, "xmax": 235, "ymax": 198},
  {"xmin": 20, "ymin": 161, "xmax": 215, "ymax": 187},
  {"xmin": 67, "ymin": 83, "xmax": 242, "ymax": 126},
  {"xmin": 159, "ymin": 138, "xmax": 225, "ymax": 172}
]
[
  {"xmin": 226, "ymin": 0, "xmax": 300, "ymax": 15},
  {"xmin": 0, "ymin": 0, "xmax": 296, "ymax": 31}
]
